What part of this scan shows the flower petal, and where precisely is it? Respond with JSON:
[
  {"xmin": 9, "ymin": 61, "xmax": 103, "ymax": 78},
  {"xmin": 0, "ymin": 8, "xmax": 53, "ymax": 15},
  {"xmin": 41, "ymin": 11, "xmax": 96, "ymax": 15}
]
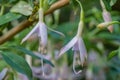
[
  {"xmin": 78, "ymin": 37, "xmax": 87, "ymax": 66},
  {"xmin": 21, "ymin": 22, "xmax": 39, "ymax": 44},
  {"xmin": 72, "ymin": 41, "xmax": 79, "ymax": 51},
  {"xmin": 59, "ymin": 36, "xmax": 78, "ymax": 57},
  {"xmin": 0, "ymin": 68, "xmax": 8, "ymax": 80},
  {"xmin": 39, "ymin": 22, "xmax": 48, "ymax": 47}
]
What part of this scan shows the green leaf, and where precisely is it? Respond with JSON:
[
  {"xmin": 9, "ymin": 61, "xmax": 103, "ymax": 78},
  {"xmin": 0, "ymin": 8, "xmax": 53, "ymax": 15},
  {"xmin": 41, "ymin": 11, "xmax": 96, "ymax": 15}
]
[
  {"xmin": 10, "ymin": 46, "xmax": 54, "ymax": 67},
  {"xmin": 108, "ymin": 50, "xmax": 118, "ymax": 60},
  {"xmin": 103, "ymin": 0, "xmax": 111, "ymax": 11},
  {"xmin": 118, "ymin": 47, "xmax": 120, "ymax": 59},
  {"xmin": 28, "ymin": 0, "xmax": 34, "ymax": 7},
  {"xmin": 97, "ymin": 32, "xmax": 120, "ymax": 40},
  {"xmin": 1, "ymin": 52, "xmax": 33, "ymax": 80},
  {"xmin": 10, "ymin": 1, "xmax": 32, "ymax": 16},
  {"xmin": 0, "ymin": 13, "xmax": 21, "ymax": 25},
  {"xmin": 110, "ymin": 0, "xmax": 117, "ymax": 6}
]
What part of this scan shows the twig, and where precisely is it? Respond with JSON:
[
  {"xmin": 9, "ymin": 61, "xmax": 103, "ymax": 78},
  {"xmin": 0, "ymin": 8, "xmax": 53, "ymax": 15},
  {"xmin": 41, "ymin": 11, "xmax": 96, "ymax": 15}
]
[{"xmin": 0, "ymin": 0, "xmax": 69, "ymax": 45}]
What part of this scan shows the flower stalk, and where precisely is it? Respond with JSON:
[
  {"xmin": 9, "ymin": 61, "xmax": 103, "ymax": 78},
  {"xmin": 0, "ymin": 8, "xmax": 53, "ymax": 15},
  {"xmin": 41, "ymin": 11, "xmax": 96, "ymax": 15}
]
[{"xmin": 76, "ymin": 0, "xmax": 84, "ymax": 37}]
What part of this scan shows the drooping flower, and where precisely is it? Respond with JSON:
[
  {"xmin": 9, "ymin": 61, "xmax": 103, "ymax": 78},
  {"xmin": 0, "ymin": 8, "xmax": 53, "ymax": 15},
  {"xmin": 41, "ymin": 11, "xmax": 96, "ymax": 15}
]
[
  {"xmin": 21, "ymin": 8, "xmax": 47, "ymax": 48},
  {"xmin": 59, "ymin": 35, "xmax": 87, "ymax": 74},
  {"xmin": 59, "ymin": 19, "xmax": 87, "ymax": 73},
  {"xmin": 59, "ymin": 0, "xmax": 87, "ymax": 74},
  {"xmin": 21, "ymin": 21, "xmax": 47, "ymax": 48}
]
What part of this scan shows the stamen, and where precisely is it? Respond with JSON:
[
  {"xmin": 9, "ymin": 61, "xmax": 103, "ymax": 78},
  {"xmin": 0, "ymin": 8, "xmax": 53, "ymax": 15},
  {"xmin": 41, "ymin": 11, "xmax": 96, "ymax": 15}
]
[{"xmin": 73, "ymin": 52, "xmax": 82, "ymax": 74}]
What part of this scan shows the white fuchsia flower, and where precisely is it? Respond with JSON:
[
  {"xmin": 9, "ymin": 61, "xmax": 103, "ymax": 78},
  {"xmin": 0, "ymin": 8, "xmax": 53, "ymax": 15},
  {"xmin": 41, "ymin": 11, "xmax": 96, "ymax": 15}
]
[
  {"xmin": 21, "ymin": 21, "xmax": 47, "ymax": 48},
  {"xmin": 59, "ymin": 34, "xmax": 87, "ymax": 74},
  {"xmin": 21, "ymin": 8, "xmax": 47, "ymax": 48},
  {"xmin": 59, "ymin": 21, "xmax": 87, "ymax": 74},
  {"xmin": 58, "ymin": 0, "xmax": 87, "ymax": 74},
  {"xmin": 21, "ymin": 8, "xmax": 64, "ymax": 48}
]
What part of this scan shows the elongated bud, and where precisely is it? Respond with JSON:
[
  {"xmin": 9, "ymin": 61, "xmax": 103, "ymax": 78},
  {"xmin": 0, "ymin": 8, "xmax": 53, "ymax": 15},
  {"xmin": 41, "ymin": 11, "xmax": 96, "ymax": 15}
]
[
  {"xmin": 97, "ymin": 22, "xmax": 111, "ymax": 29},
  {"xmin": 97, "ymin": 21, "xmax": 120, "ymax": 29},
  {"xmin": 102, "ymin": 11, "xmax": 113, "ymax": 32}
]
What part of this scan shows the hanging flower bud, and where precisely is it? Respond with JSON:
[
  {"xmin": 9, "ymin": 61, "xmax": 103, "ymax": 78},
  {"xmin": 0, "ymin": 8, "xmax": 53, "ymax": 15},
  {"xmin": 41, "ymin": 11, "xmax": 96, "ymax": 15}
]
[
  {"xmin": 102, "ymin": 10, "xmax": 113, "ymax": 32},
  {"xmin": 97, "ymin": 21, "xmax": 120, "ymax": 29}
]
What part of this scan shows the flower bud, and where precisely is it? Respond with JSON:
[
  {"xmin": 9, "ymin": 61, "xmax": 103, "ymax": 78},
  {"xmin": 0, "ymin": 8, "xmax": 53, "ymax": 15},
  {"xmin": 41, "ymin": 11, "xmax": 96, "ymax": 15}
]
[{"xmin": 102, "ymin": 11, "xmax": 113, "ymax": 32}]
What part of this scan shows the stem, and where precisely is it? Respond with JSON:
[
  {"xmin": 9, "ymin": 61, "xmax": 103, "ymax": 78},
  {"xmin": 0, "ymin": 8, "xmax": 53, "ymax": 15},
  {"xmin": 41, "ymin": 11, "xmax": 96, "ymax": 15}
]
[
  {"xmin": 100, "ymin": 0, "xmax": 107, "ymax": 11},
  {"xmin": 76, "ymin": 0, "xmax": 84, "ymax": 21},
  {"xmin": 76, "ymin": 0, "xmax": 84, "ymax": 36},
  {"xmin": 39, "ymin": 8, "xmax": 44, "ymax": 22},
  {"xmin": 0, "ymin": 6, "xmax": 4, "ymax": 16},
  {"xmin": 39, "ymin": 0, "xmax": 43, "ymax": 8},
  {"xmin": 110, "ymin": 21, "xmax": 120, "ymax": 24}
]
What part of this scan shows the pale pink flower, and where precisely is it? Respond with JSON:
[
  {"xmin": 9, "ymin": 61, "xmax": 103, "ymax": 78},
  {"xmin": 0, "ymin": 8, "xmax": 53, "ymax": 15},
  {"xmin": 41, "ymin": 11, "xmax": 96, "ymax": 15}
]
[
  {"xmin": 21, "ymin": 21, "xmax": 47, "ymax": 48},
  {"xmin": 59, "ymin": 36, "xmax": 87, "ymax": 74}
]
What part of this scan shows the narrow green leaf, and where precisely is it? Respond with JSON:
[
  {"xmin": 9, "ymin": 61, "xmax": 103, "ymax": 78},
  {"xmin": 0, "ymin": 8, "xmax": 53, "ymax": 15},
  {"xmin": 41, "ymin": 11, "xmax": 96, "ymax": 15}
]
[
  {"xmin": 0, "ymin": 13, "xmax": 21, "ymax": 25},
  {"xmin": 1, "ymin": 52, "xmax": 33, "ymax": 80},
  {"xmin": 108, "ymin": 50, "xmax": 118, "ymax": 60},
  {"xmin": 97, "ymin": 32, "xmax": 120, "ymax": 40},
  {"xmin": 10, "ymin": 46, "xmax": 54, "ymax": 67},
  {"xmin": 118, "ymin": 47, "xmax": 120, "ymax": 59},
  {"xmin": 10, "ymin": 1, "xmax": 32, "ymax": 16}
]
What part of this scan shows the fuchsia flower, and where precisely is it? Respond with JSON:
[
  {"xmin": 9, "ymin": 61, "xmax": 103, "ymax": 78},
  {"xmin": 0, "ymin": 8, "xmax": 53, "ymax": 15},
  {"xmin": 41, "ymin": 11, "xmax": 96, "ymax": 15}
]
[
  {"xmin": 21, "ymin": 8, "xmax": 64, "ymax": 47},
  {"xmin": 21, "ymin": 21, "xmax": 47, "ymax": 48},
  {"xmin": 21, "ymin": 8, "xmax": 47, "ymax": 48},
  {"xmin": 59, "ymin": 21, "xmax": 87, "ymax": 74},
  {"xmin": 59, "ymin": 0, "xmax": 87, "ymax": 74},
  {"xmin": 59, "ymin": 36, "xmax": 87, "ymax": 74}
]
